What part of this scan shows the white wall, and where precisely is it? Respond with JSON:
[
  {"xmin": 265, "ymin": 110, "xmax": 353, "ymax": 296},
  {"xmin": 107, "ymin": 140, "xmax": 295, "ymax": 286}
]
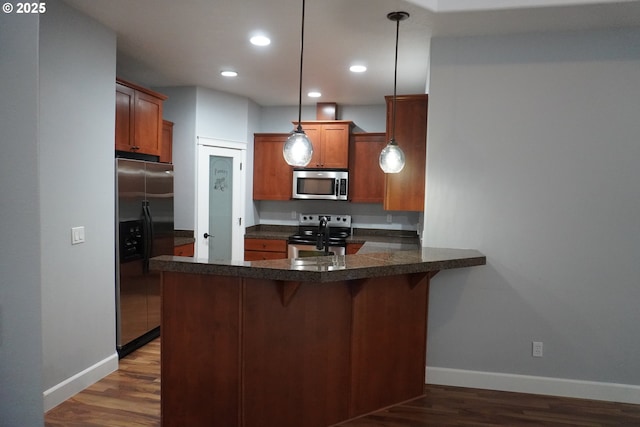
[
  {"xmin": 0, "ymin": 12, "xmax": 44, "ymax": 427},
  {"xmin": 39, "ymin": 0, "xmax": 118, "ymax": 410},
  {"xmin": 424, "ymin": 28, "xmax": 640, "ymax": 401}
]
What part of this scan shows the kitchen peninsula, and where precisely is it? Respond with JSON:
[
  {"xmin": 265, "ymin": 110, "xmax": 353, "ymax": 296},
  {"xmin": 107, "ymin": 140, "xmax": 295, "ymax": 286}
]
[{"xmin": 150, "ymin": 246, "xmax": 485, "ymax": 427}]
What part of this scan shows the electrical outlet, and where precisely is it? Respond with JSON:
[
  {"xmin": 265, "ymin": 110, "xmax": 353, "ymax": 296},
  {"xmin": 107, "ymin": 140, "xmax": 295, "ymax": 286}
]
[
  {"xmin": 532, "ymin": 341, "xmax": 543, "ymax": 357},
  {"xmin": 386, "ymin": 214, "xmax": 392, "ymax": 223},
  {"xmin": 291, "ymin": 210, "xmax": 297, "ymax": 219}
]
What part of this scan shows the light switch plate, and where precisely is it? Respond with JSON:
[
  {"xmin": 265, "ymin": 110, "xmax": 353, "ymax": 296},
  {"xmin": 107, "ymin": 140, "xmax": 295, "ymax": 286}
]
[{"xmin": 71, "ymin": 226, "xmax": 85, "ymax": 245}]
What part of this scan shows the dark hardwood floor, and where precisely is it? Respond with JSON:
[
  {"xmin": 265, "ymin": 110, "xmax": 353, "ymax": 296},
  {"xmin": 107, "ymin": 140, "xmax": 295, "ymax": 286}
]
[
  {"xmin": 45, "ymin": 340, "xmax": 160, "ymax": 427},
  {"xmin": 45, "ymin": 338, "xmax": 640, "ymax": 426}
]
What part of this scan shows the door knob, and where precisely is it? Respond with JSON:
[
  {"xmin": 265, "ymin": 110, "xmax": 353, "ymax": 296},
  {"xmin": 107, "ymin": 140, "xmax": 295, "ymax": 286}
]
[{"xmin": 204, "ymin": 232, "xmax": 212, "ymax": 239}]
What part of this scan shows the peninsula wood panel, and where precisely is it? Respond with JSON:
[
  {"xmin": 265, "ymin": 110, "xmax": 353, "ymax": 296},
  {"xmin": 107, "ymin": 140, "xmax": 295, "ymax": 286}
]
[
  {"xmin": 350, "ymin": 274, "xmax": 430, "ymax": 416},
  {"xmin": 160, "ymin": 271, "xmax": 432, "ymax": 426},
  {"xmin": 242, "ymin": 279, "xmax": 352, "ymax": 427},
  {"xmin": 161, "ymin": 272, "xmax": 241, "ymax": 427}
]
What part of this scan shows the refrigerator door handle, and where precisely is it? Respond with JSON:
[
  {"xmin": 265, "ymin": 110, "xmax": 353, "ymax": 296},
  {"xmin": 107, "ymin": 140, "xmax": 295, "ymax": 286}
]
[
  {"xmin": 141, "ymin": 201, "xmax": 153, "ymax": 273},
  {"xmin": 145, "ymin": 203, "xmax": 155, "ymax": 251}
]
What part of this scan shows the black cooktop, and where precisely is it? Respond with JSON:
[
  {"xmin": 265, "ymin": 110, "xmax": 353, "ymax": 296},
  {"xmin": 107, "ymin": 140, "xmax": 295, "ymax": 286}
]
[{"xmin": 288, "ymin": 227, "xmax": 350, "ymax": 245}]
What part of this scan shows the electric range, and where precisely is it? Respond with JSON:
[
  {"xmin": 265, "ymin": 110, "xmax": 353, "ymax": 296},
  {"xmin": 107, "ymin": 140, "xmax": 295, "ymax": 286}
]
[{"xmin": 287, "ymin": 214, "xmax": 351, "ymax": 258}]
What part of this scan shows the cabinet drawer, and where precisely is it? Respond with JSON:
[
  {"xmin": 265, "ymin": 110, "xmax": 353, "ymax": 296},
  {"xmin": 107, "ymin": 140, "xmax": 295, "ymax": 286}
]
[
  {"xmin": 244, "ymin": 238, "xmax": 287, "ymax": 253},
  {"xmin": 244, "ymin": 250, "xmax": 287, "ymax": 261},
  {"xmin": 174, "ymin": 243, "xmax": 194, "ymax": 257},
  {"xmin": 346, "ymin": 242, "xmax": 364, "ymax": 255}
]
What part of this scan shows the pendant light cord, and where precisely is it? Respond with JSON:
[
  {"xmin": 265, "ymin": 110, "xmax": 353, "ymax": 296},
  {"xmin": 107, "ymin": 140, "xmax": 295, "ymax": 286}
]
[
  {"xmin": 392, "ymin": 15, "xmax": 399, "ymax": 144},
  {"xmin": 296, "ymin": 0, "xmax": 305, "ymax": 132}
]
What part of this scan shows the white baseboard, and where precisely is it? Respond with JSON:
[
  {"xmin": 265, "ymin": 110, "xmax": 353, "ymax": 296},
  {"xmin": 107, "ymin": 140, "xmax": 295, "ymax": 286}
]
[
  {"xmin": 43, "ymin": 352, "xmax": 119, "ymax": 412},
  {"xmin": 426, "ymin": 366, "xmax": 640, "ymax": 405}
]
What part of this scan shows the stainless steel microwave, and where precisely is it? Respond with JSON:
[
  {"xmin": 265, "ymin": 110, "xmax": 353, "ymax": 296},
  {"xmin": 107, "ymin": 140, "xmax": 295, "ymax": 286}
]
[{"xmin": 292, "ymin": 169, "xmax": 348, "ymax": 201}]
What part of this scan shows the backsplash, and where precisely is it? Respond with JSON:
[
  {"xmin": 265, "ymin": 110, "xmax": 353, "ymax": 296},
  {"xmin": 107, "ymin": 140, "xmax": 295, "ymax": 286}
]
[{"xmin": 255, "ymin": 200, "xmax": 421, "ymax": 232}]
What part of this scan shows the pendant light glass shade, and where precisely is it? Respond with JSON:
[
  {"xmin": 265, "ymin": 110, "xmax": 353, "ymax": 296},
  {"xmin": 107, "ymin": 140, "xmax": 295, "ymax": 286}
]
[
  {"xmin": 379, "ymin": 139, "xmax": 405, "ymax": 173},
  {"xmin": 283, "ymin": 0, "xmax": 313, "ymax": 167},
  {"xmin": 379, "ymin": 11, "xmax": 409, "ymax": 174},
  {"xmin": 283, "ymin": 128, "xmax": 313, "ymax": 166}
]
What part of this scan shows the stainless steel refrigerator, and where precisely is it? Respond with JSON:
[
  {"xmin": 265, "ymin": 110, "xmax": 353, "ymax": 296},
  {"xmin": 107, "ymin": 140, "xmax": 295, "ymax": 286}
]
[{"xmin": 115, "ymin": 158, "xmax": 174, "ymax": 357}]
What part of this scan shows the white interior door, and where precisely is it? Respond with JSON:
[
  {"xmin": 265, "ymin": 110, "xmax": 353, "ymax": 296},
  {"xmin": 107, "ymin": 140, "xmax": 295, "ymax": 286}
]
[{"xmin": 196, "ymin": 140, "xmax": 246, "ymax": 261}]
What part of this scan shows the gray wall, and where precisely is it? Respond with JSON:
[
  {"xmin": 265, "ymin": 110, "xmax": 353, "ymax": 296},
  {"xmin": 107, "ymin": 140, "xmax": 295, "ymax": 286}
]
[
  {"xmin": 424, "ymin": 28, "xmax": 640, "ymax": 389},
  {"xmin": 157, "ymin": 86, "xmax": 197, "ymax": 230},
  {"xmin": 157, "ymin": 86, "xmax": 260, "ymax": 229},
  {"xmin": 0, "ymin": 12, "xmax": 44, "ymax": 427},
  {"xmin": 0, "ymin": 0, "xmax": 117, "ymax": 421},
  {"xmin": 258, "ymin": 104, "xmax": 386, "ymax": 133},
  {"xmin": 39, "ymin": 0, "xmax": 118, "ymax": 407},
  {"xmin": 160, "ymin": 95, "xmax": 413, "ymax": 231}
]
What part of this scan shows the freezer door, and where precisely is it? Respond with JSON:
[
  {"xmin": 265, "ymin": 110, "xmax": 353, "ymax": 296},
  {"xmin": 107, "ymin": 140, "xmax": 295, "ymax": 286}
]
[
  {"xmin": 116, "ymin": 159, "xmax": 146, "ymax": 222},
  {"xmin": 118, "ymin": 259, "xmax": 149, "ymax": 346},
  {"xmin": 116, "ymin": 159, "xmax": 147, "ymax": 349}
]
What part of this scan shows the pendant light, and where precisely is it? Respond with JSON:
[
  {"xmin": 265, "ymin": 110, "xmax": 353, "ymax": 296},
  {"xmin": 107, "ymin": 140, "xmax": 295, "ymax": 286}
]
[
  {"xmin": 283, "ymin": 0, "xmax": 314, "ymax": 167},
  {"xmin": 379, "ymin": 11, "xmax": 409, "ymax": 174}
]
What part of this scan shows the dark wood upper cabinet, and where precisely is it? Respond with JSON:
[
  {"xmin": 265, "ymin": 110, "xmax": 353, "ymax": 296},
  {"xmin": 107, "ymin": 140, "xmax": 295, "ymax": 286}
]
[
  {"xmin": 349, "ymin": 132, "xmax": 386, "ymax": 203},
  {"xmin": 115, "ymin": 78, "xmax": 167, "ymax": 157},
  {"xmin": 384, "ymin": 94, "xmax": 428, "ymax": 212},
  {"xmin": 253, "ymin": 133, "xmax": 293, "ymax": 200},
  {"xmin": 296, "ymin": 120, "xmax": 353, "ymax": 169},
  {"xmin": 160, "ymin": 120, "xmax": 173, "ymax": 163}
]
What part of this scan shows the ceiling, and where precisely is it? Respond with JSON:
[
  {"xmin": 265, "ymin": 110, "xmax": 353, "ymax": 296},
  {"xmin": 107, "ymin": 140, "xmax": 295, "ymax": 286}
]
[{"xmin": 61, "ymin": 0, "xmax": 640, "ymax": 107}]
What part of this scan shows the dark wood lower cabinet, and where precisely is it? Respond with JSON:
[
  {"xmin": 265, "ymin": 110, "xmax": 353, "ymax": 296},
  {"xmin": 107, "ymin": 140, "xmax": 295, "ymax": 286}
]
[{"xmin": 161, "ymin": 272, "xmax": 430, "ymax": 427}]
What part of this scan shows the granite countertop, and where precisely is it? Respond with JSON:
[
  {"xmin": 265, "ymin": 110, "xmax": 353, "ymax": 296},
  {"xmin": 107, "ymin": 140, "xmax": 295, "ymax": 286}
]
[
  {"xmin": 175, "ymin": 236, "xmax": 195, "ymax": 246},
  {"xmin": 244, "ymin": 225, "xmax": 296, "ymax": 241},
  {"xmin": 150, "ymin": 246, "xmax": 486, "ymax": 283},
  {"xmin": 174, "ymin": 230, "xmax": 195, "ymax": 247}
]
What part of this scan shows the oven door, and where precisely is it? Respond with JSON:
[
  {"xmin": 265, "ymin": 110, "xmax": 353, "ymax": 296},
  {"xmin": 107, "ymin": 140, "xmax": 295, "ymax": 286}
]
[{"xmin": 288, "ymin": 243, "xmax": 346, "ymax": 258}]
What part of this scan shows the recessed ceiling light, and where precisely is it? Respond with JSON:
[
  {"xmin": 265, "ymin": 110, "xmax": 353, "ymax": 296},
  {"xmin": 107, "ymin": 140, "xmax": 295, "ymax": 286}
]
[
  {"xmin": 250, "ymin": 35, "xmax": 271, "ymax": 46},
  {"xmin": 350, "ymin": 65, "xmax": 367, "ymax": 73},
  {"xmin": 308, "ymin": 91, "xmax": 321, "ymax": 98},
  {"xmin": 220, "ymin": 70, "xmax": 238, "ymax": 77}
]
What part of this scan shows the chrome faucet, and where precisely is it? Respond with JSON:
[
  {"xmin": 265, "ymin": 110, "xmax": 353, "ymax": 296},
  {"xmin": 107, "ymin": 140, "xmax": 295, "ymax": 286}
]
[{"xmin": 316, "ymin": 216, "xmax": 330, "ymax": 254}]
